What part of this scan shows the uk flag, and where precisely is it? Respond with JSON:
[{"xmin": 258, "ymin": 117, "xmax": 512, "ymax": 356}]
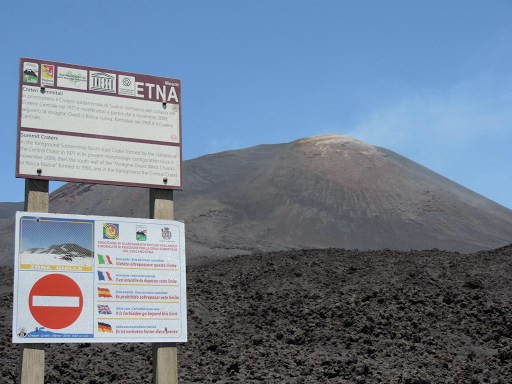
[{"xmin": 97, "ymin": 305, "xmax": 112, "ymax": 315}]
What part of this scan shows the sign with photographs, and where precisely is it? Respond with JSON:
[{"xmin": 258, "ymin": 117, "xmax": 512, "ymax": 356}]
[
  {"xmin": 16, "ymin": 58, "xmax": 182, "ymax": 189},
  {"xmin": 12, "ymin": 212, "xmax": 187, "ymax": 343}
]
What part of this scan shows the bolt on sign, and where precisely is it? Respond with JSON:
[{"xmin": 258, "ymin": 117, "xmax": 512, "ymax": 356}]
[
  {"xmin": 16, "ymin": 58, "xmax": 182, "ymax": 189},
  {"xmin": 12, "ymin": 212, "xmax": 187, "ymax": 343}
]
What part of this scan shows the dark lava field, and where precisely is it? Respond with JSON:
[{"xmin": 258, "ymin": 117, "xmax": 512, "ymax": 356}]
[{"xmin": 1, "ymin": 245, "xmax": 512, "ymax": 383}]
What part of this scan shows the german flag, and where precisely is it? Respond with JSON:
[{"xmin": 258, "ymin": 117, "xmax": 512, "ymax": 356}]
[
  {"xmin": 98, "ymin": 322, "xmax": 113, "ymax": 333},
  {"xmin": 97, "ymin": 287, "xmax": 112, "ymax": 298}
]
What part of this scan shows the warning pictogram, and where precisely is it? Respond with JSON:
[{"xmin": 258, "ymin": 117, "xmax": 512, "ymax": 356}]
[{"xmin": 29, "ymin": 274, "xmax": 83, "ymax": 329}]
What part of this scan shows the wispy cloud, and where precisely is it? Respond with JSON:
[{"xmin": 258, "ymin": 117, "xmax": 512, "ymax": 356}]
[{"xmin": 344, "ymin": 73, "xmax": 512, "ymax": 173}]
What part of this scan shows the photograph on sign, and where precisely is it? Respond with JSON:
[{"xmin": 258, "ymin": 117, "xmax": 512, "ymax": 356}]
[
  {"xmin": 19, "ymin": 217, "xmax": 93, "ymax": 271},
  {"xmin": 16, "ymin": 58, "xmax": 182, "ymax": 189},
  {"xmin": 12, "ymin": 212, "xmax": 187, "ymax": 343}
]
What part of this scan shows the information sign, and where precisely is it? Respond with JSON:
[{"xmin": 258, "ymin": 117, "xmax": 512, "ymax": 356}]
[
  {"xmin": 12, "ymin": 212, "xmax": 187, "ymax": 343},
  {"xmin": 16, "ymin": 58, "xmax": 182, "ymax": 189}
]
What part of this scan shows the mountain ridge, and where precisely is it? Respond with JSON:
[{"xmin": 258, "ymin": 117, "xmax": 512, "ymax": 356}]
[
  {"xmin": 22, "ymin": 243, "xmax": 92, "ymax": 257},
  {"xmin": 0, "ymin": 134, "xmax": 511, "ymax": 265}
]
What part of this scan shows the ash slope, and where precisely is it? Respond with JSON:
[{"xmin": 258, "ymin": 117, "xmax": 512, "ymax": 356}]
[
  {"xmin": 1, "ymin": 245, "xmax": 512, "ymax": 383},
  {"xmin": 1, "ymin": 134, "xmax": 512, "ymax": 265}
]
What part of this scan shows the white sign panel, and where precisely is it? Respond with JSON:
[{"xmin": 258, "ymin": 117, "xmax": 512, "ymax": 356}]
[
  {"xmin": 17, "ymin": 58, "xmax": 182, "ymax": 189},
  {"xmin": 12, "ymin": 212, "xmax": 187, "ymax": 343}
]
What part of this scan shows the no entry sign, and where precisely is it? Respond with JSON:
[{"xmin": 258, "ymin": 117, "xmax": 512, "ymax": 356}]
[
  {"xmin": 29, "ymin": 274, "xmax": 83, "ymax": 329},
  {"xmin": 12, "ymin": 212, "xmax": 187, "ymax": 343}
]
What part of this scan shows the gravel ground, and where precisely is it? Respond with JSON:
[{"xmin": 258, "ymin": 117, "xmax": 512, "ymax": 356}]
[{"xmin": 1, "ymin": 245, "xmax": 512, "ymax": 383}]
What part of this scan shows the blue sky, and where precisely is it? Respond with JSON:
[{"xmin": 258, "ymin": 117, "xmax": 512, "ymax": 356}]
[{"xmin": 1, "ymin": 1, "xmax": 511, "ymax": 209}]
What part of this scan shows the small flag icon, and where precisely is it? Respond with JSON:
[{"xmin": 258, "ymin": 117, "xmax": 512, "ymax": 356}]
[
  {"xmin": 98, "ymin": 255, "xmax": 105, "ymax": 264},
  {"xmin": 98, "ymin": 322, "xmax": 113, "ymax": 333},
  {"xmin": 97, "ymin": 288, "xmax": 112, "ymax": 298},
  {"xmin": 98, "ymin": 271, "xmax": 105, "ymax": 281},
  {"xmin": 97, "ymin": 305, "xmax": 112, "ymax": 315}
]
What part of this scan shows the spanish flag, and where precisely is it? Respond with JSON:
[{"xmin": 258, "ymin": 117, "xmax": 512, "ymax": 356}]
[
  {"xmin": 98, "ymin": 322, "xmax": 113, "ymax": 333},
  {"xmin": 97, "ymin": 287, "xmax": 112, "ymax": 298}
]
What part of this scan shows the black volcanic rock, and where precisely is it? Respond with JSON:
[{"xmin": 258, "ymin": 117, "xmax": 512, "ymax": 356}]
[
  {"xmin": 1, "ymin": 134, "xmax": 511, "ymax": 265},
  {"xmin": 1, "ymin": 245, "xmax": 512, "ymax": 382}
]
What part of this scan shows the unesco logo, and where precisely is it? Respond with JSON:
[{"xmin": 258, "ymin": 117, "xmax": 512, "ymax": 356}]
[
  {"xmin": 123, "ymin": 77, "xmax": 131, "ymax": 87},
  {"xmin": 90, "ymin": 72, "xmax": 116, "ymax": 93}
]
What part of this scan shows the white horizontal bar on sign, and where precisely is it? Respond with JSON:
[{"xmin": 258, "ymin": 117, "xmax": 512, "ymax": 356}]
[{"xmin": 32, "ymin": 296, "xmax": 80, "ymax": 307}]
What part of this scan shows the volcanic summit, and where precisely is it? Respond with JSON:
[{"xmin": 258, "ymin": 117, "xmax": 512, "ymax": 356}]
[{"xmin": 0, "ymin": 134, "xmax": 511, "ymax": 265}]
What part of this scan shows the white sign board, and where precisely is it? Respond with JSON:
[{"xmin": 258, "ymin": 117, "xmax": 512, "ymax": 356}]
[
  {"xmin": 17, "ymin": 58, "xmax": 182, "ymax": 189},
  {"xmin": 12, "ymin": 212, "xmax": 187, "ymax": 343}
]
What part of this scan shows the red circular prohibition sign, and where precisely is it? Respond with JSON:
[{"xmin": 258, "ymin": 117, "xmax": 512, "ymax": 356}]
[{"xmin": 29, "ymin": 274, "xmax": 84, "ymax": 329}]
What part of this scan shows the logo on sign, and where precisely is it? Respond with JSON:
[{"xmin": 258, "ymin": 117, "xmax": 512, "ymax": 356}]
[
  {"xmin": 118, "ymin": 75, "xmax": 136, "ymax": 96},
  {"xmin": 161, "ymin": 227, "xmax": 172, "ymax": 240},
  {"xmin": 90, "ymin": 71, "xmax": 116, "ymax": 93},
  {"xmin": 136, "ymin": 225, "xmax": 147, "ymax": 241},
  {"xmin": 23, "ymin": 62, "xmax": 39, "ymax": 83},
  {"xmin": 57, "ymin": 66, "xmax": 87, "ymax": 89},
  {"xmin": 17, "ymin": 327, "xmax": 28, "ymax": 338},
  {"xmin": 41, "ymin": 64, "xmax": 55, "ymax": 86},
  {"xmin": 103, "ymin": 223, "xmax": 119, "ymax": 239}
]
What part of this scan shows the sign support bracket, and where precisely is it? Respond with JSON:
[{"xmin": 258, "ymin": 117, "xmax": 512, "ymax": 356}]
[
  {"xmin": 19, "ymin": 178, "xmax": 48, "ymax": 384},
  {"xmin": 149, "ymin": 188, "xmax": 178, "ymax": 384}
]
